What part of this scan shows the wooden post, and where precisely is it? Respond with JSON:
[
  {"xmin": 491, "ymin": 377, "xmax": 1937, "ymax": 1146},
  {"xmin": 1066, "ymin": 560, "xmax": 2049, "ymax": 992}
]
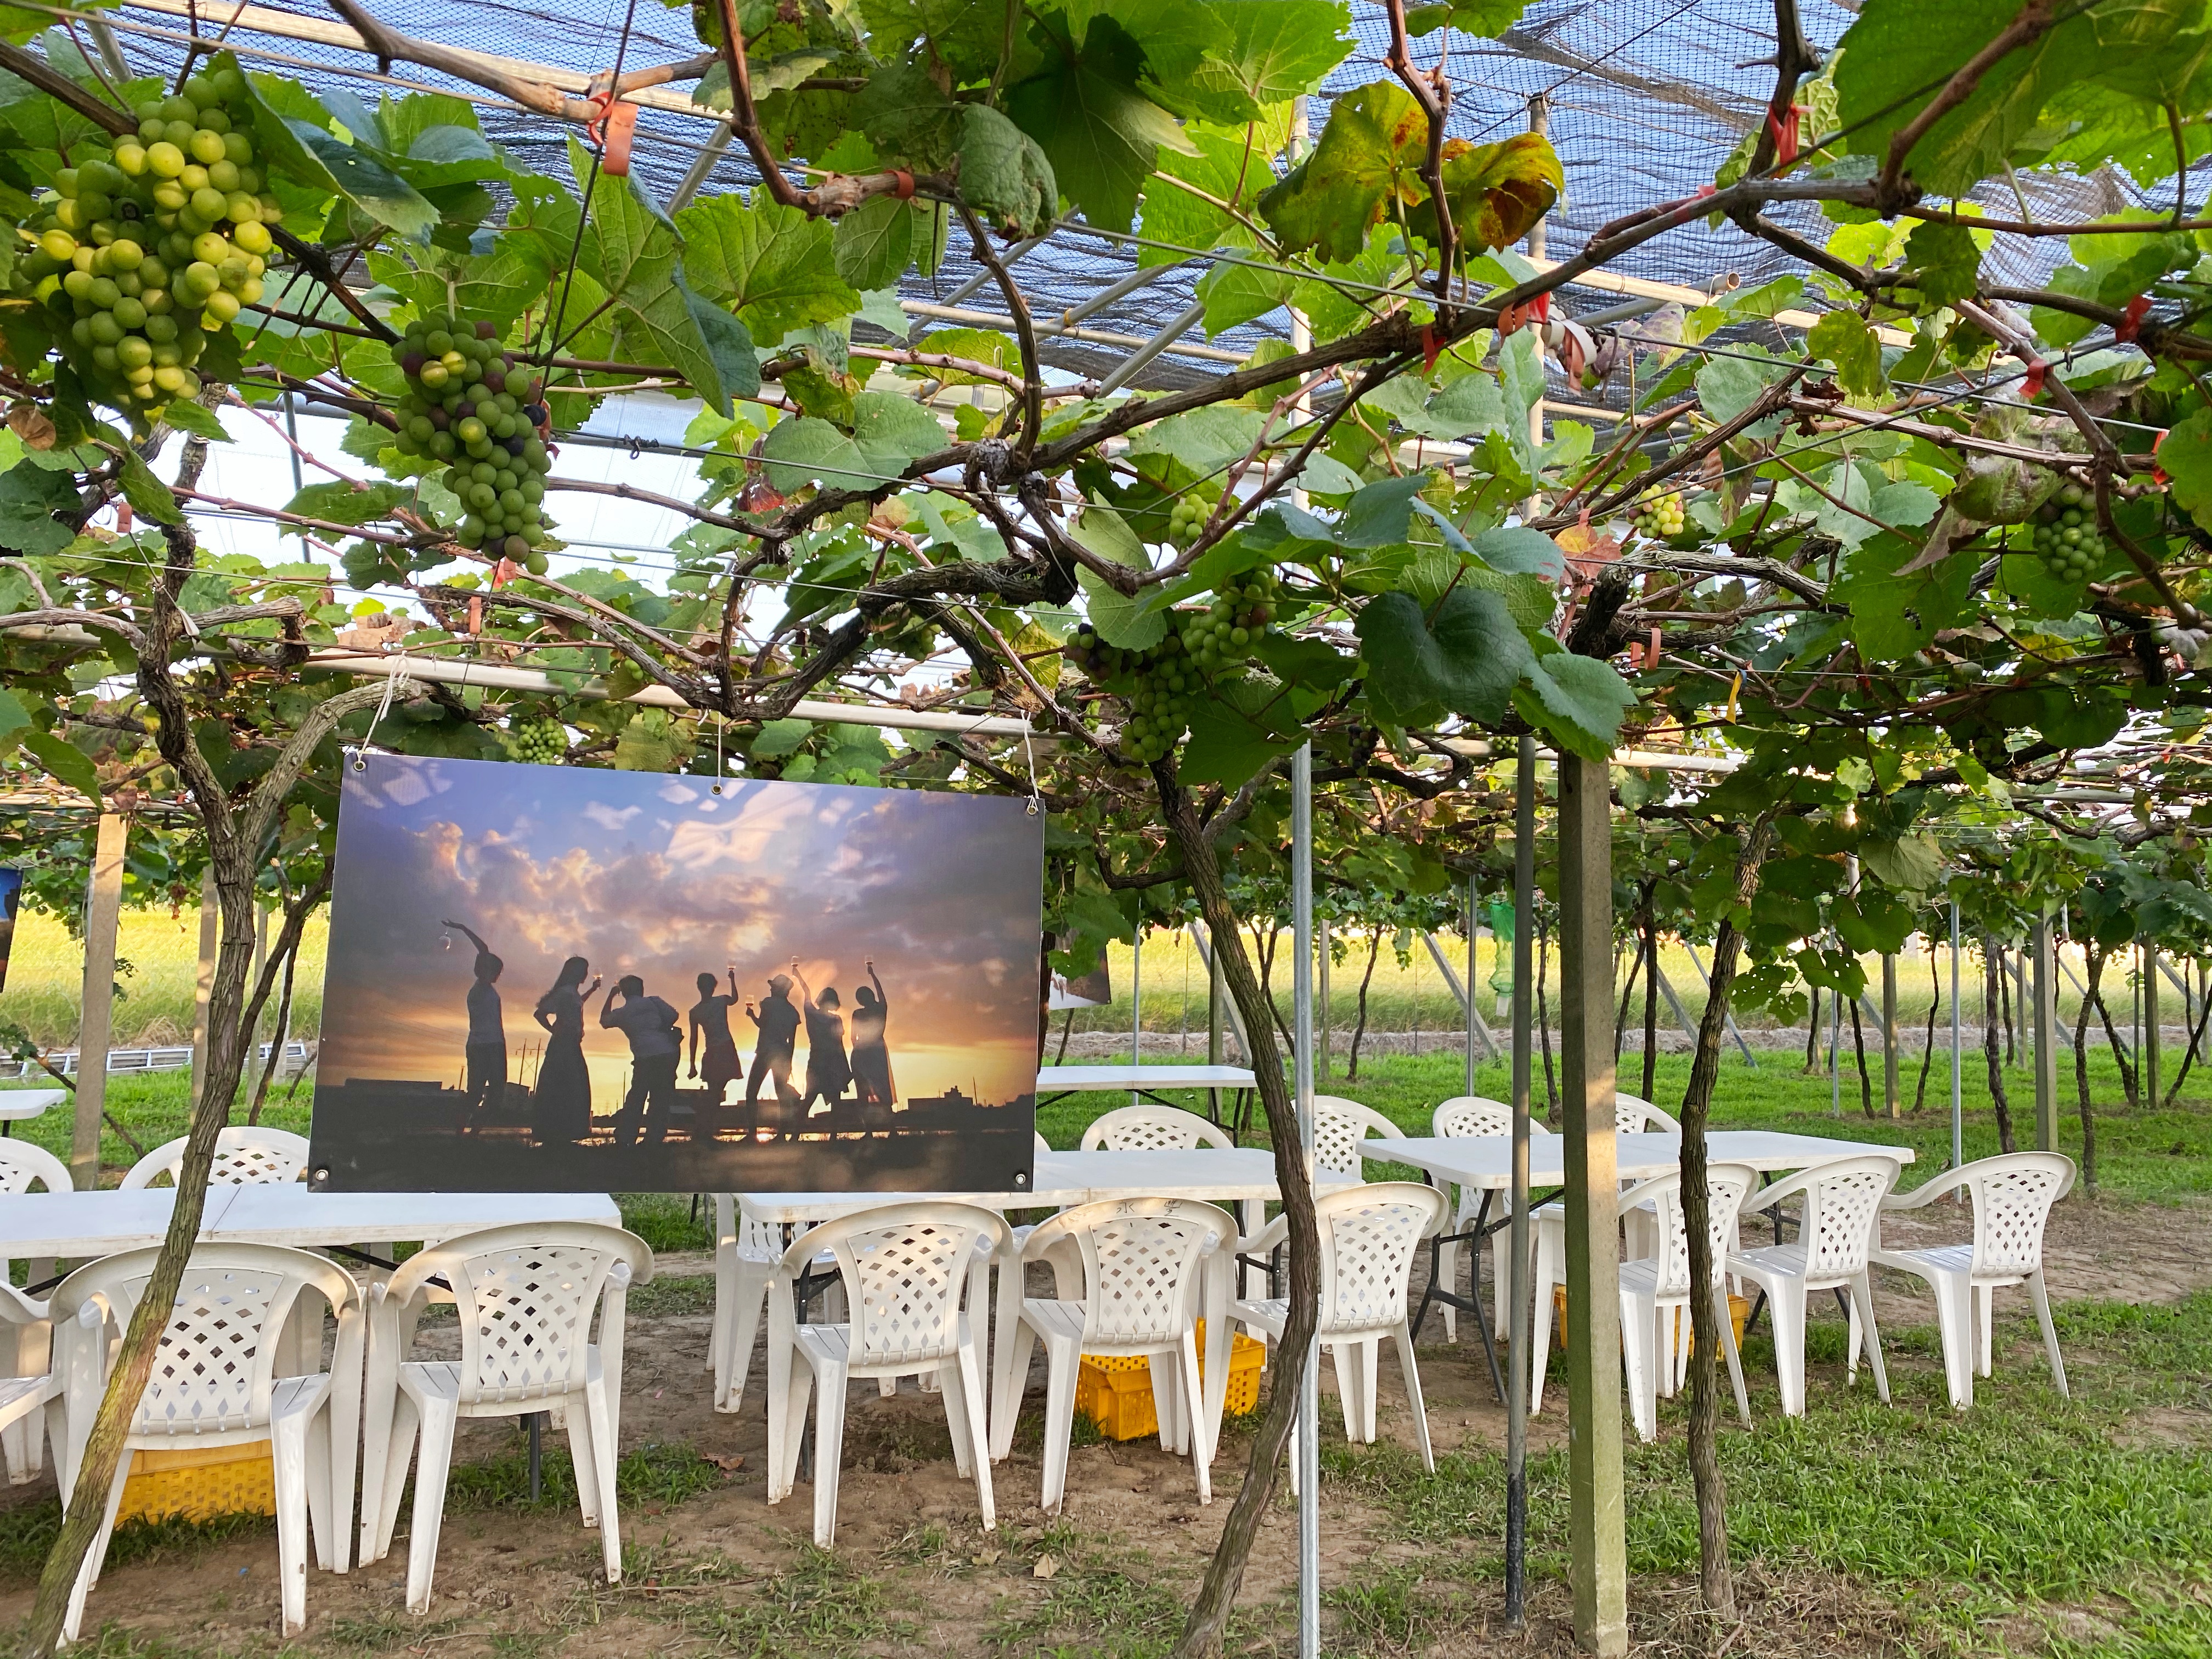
[
  {"xmin": 1557, "ymin": 754, "xmax": 1627, "ymax": 1656},
  {"xmin": 188, "ymin": 865, "xmax": 217, "ymax": 1105},
  {"xmin": 1881, "ymin": 954, "xmax": 1900, "ymax": 1118},
  {"xmin": 2033, "ymin": 915, "xmax": 2058, "ymax": 1151},
  {"xmin": 2143, "ymin": 940, "xmax": 2161, "ymax": 1110},
  {"xmin": 72, "ymin": 812, "xmax": 128, "ymax": 1189}
]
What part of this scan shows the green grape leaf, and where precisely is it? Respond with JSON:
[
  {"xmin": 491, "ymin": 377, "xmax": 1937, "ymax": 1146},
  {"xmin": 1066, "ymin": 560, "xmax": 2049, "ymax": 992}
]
[
  {"xmin": 761, "ymin": 417, "xmax": 869, "ymax": 494},
  {"xmin": 957, "ymin": 104, "xmax": 1058, "ymax": 236},
  {"xmin": 232, "ymin": 58, "xmax": 440, "ymax": 240},
  {"xmin": 1355, "ymin": 586, "xmax": 1529, "ymax": 725},
  {"xmin": 2164, "ymin": 408, "xmax": 2212, "ymax": 534},
  {"xmin": 751, "ymin": 717, "xmax": 815, "ymax": 758},
  {"xmin": 675, "ymin": 194, "xmax": 861, "ymax": 346},
  {"xmin": 1195, "ymin": 256, "xmax": 1294, "ymax": 336},
  {"xmin": 117, "ymin": 450, "xmax": 181, "ymax": 526},
  {"xmin": 1517, "ymin": 646, "xmax": 1635, "ymax": 762},
  {"xmin": 1071, "ymin": 500, "xmax": 1165, "ymax": 649},
  {"xmin": 1806, "ymin": 311, "xmax": 1886, "ymax": 398},
  {"xmin": 1256, "ymin": 82, "xmax": 1425, "ymax": 264},
  {"xmin": 282, "ymin": 479, "xmax": 405, "ymax": 535},
  {"xmin": 160, "ymin": 400, "xmax": 230, "ymax": 442},
  {"xmin": 1425, "ymin": 132, "xmax": 1560, "ymax": 255},
  {"xmin": 1005, "ymin": 15, "xmax": 1196, "ymax": 233},
  {"xmin": 0, "ymin": 459, "xmax": 83, "ymax": 556},
  {"xmin": 18, "ymin": 729, "xmax": 101, "ymax": 802},
  {"xmin": 1900, "ymin": 220, "xmax": 1983, "ymax": 308},
  {"xmin": 833, "ymin": 195, "xmax": 947, "ymax": 290},
  {"xmin": 1832, "ymin": 532, "xmax": 1977, "ymax": 661},
  {"xmin": 1179, "ymin": 0, "xmax": 1354, "ymax": 118},
  {"xmin": 1403, "ymin": 0, "xmax": 1527, "ymax": 37},
  {"xmin": 1182, "ymin": 673, "xmax": 1302, "ymax": 787}
]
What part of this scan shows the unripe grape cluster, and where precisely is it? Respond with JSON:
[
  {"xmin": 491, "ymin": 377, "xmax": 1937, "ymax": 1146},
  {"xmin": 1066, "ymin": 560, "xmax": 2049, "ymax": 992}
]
[
  {"xmin": 8, "ymin": 67, "xmax": 279, "ymax": 419},
  {"xmin": 2029, "ymin": 483, "xmax": 2101, "ymax": 583},
  {"xmin": 507, "ymin": 718, "xmax": 568, "ymax": 764},
  {"xmin": 385, "ymin": 313, "xmax": 555, "ymax": 571},
  {"xmin": 1632, "ymin": 491, "xmax": 1685, "ymax": 539},
  {"xmin": 1065, "ymin": 570, "xmax": 1280, "ymax": 764},
  {"xmin": 1164, "ymin": 492, "xmax": 1210, "ymax": 549}
]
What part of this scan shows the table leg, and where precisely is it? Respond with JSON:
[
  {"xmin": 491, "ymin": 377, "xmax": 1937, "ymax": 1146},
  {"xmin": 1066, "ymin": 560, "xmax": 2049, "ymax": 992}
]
[{"xmin": 527, "ymin": 1412, "xmax": 542, "ymax": 1502}]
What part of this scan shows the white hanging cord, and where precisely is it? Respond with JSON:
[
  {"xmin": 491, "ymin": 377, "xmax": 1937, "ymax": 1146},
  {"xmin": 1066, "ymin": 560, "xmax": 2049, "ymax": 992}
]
[
  {"xmin": 712, "ymin": 714, "xmax": 726, "ymax": 795},
  {"xmin": 349, "ymin": 652, "xmax": 409, "ymax": 771},
  {"xmin": 1022, "ymin": 719, "xmax": 1042, "ymax": 817}
]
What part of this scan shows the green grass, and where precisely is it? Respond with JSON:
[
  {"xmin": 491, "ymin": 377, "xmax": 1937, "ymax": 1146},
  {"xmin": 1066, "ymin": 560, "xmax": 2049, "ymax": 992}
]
[
  {"xmin": 606, "ymin": 1539, "xmax": 916, "ymax": 1656},
  {"xmin": 1319, "ymin": 1291, "xmax": 2212, "ymax": 1653},
  {"xmin": 441, "ymin": 1432, "xmax": 728, "ymax": 1513}
]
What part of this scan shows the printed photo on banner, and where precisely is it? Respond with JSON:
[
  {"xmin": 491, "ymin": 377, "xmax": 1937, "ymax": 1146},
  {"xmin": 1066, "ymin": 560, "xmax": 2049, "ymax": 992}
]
[{"xmin": 308, "ymin": 754, "xmax": 1045, "ymax": 1192}]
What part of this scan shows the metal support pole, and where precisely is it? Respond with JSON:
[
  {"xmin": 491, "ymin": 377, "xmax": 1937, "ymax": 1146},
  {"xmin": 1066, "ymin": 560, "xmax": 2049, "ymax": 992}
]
[
  {"xmin": 1318, "ymin": 916, "xmax": 1331, "ymax": 1081},
  {"xmin": 1096, "ymin": 298, "xmax": 1209, "ymax": 397},
  {"xmin": 2145, "ymin": 939, "xmax": 2162, "ymax": 1110},
  {"xmin": 1680, "ymin": 941, "xmax": 1757, "ymax": 1065},
  {"xmin": 1204, "ymin": 922, "xmax": 1223, "ymax": 1122},
  {"xmin": 1882, "ymin": 955, "xmax": 1900, "ymax": 1118},
  {"xmin": 1504, "ymin": 739, "xmax": 1536, "ymax": 1628},
  {"xmin": 1829, "ymin": 952, "xmax": 1842, "ymax": 1118},
  {"xmin": 1131, "ymin": 922, "xmax": 1143, "ymax": 1107},
  {"xmin": 1466, "ymin": 873, "xmax": 1479, "ymax": 1096},
  {"xmin": 1292, "ymin": 743, "xmax": 1319, "ymax": 1659},
  {"xmin": 1950, "ymin": 902, "xmax": 1964, "ymax": 1172},
  {"xmin": 2033, "ymin": 915, "xmax": 2058, "ymax": 1151},
  {"xmin": 1422, "ymin": 932, "xmax": 1502, "ymax": 1061},
  {"xmin": 1558, "ymin": 754, "xmax": 1627, "ymax": 1656},
  {"xmin": 669, "ymin": 123, "xmax": 734, "ymax": 211},
  {"xmin": 72, "ymin": 812, "xmax": 128, "ymax": 1190}
]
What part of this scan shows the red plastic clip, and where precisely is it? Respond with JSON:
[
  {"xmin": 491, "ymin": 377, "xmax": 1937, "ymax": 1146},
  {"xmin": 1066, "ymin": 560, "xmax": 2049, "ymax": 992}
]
[
  {"xmin": 1421, "ymin": 324, "xmax": 1442, "ymax": 374},
  {"xmin": 467, "ymin": 594, "xmax": 483, "ymax": 636},
  {"xmin": 2022, "ymin": 358, "xmax": 2049, "ymax": 400},
  {"xmin": 2117, "ymin": 294, "xmax": 2152, "ymax": 343},
  {"xmin": 2154, "ymin": 428, "xmax": 2170, "ymax": 488},
  {"xmin": 585, "ymin": 92, "xmax": 637, "ymax": 176},
  {"xmin": 1765, "ymin": 103, "xmax": 1803, "ymax": 169},
  {"xmin": 491, "ymin": 556, "xmax": 520, "ymax": 590},
  {"xmin": 891, "ymin": 167, "xmax": 916, "ymax": 200}
]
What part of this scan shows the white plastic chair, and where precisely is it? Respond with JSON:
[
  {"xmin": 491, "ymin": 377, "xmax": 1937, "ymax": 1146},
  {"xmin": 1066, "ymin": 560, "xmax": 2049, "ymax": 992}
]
[
  {"xmin": 710, "ymin": 1199, "xmax": 847, "ymax": 1414},
  {"xmin": 1728, "ymin": 1154, "xmax": 1901, "ymax": 1417},
  {"xmin": 360, "ymin": 1222, "xmax": 651, "ymax": 1611},
  {"xmin": 49, "ymin": 1244, "xmax": 363, "ymax": 1640},
  {"xmin": 987, "ymin": 1197, "xmax": 1237, "ymax": 1514},
  {"xmin": 1079, "ymin": 1104, "xmax": 1234, "ymax": 1152},
  {"xmin": 764, "ymin": 1202, "xmax": 1006, "ymax": 1545},
  {"xmin": 1613, "ymin": 1164, "xmax": 1759, "ymax": 1441},
  {"xmin": 1313, "ymin": 1096, "xmax": 1408, "ymax": 1177},
  {"xmin": 1429, "ymin": 1098, "xmax": 1553, "ymax": 1342},
  {"xmin": 1614, "ymin": 1093, "xmax": 1681, "ymax": 1133},
  {"xmin": 1034, "ymin": 1131, "xmax": 1053, "ymax": 1156},
  {"xmin": 1870, "ymin": 1152, "xmax": 2075, "ymax": 1409},
  {"xmin": 118, "ymin": 1126, "xmax": 310, "ymax": 1189},
  {"xmin": 0, "ymin": 1138, "xmax": 70, "ymax": 1197},
  {"xmin": 1233, "ymin": 1182, "xmax": 1447, "ymax": 1476},
  {"xmin": 0, "ymin": 1283, "xmax": 57, "ymax": 1486}
]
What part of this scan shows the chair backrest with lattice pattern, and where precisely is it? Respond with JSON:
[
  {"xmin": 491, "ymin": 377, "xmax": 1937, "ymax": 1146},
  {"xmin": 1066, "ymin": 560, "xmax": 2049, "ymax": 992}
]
[
  {"xmin": 1790, "ymin": 1156, "xmax": 1900, "ymax": 1281},
  {"xmin": 1966, "ymin": 1153, "xmax": 2075, "ymax": 1279},
  {"xmin": 1080, "ymin": 1104, "xmax": 1234, "ymax": 1152},
  {"xmin": 1614, "ymin": 1094, "xmax": 1681, "ymax": 1134},
  {"xmin": 800, "ymin": 1204, "xmax": 1007, "ymax": 1369},
  {"xmin": 1626, "ymin": 1163, "xmax": 1759, "ymax": 1300},
  {"xmin": 1029, "ymin": 1198, "xmax": 1236, "ymax": 1350},
  {"xmin": 389, "ymin": 1223, "xmax": 651, "ymax": 1407},
  {"xmin": 1311, "ymin": 1096, "xmax": 1404, "ymax": 1177},
  {"xmin": 118, "ymin": 1127, "xmax": 310, "ymax": 1190},
  {"xmin": 0, "ymin": 1139, "xmax": 71, "ymax": 1195},
  {"xmin": 1314, "ymin": 1182, "xmax": 1444, "ymax": 1337},
  {"xmin": 49, "ymin": 1244, "xmax": 352, "ymax": 1437}
]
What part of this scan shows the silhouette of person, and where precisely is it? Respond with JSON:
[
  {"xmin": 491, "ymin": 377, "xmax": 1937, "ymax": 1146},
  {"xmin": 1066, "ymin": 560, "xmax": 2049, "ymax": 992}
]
[
  {"xmin": 792, "ymin": 959, "xmax": 851, "ymax": 1125},
  {"xmin": 744, "ymin": 972, "xmax": 802, "ymax": 1132},
  {"xmin": 442, "ymin": 921, "xmax": 506, "ymax": 1133},
  {"xmin": 602, "ymin": 974, "xmax": 682, "ymax": 1151},
  {"xmin": 532, "ymin": 957, "xmax": 599, "ymax": 1145},
  {"xmin": 688, "ymin": 966, "xmax": 743, "ymax": 1108},
  {"xmin": 850, "ymin": 958, "xmax": 895, "ymax": 1113}
]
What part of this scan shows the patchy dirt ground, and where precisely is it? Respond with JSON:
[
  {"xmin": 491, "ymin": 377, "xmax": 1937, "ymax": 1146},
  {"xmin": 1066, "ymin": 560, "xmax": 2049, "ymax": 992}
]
[{"xmin": 3, "ymin": 1193, "xmax": 2208, "ymax": 1658}]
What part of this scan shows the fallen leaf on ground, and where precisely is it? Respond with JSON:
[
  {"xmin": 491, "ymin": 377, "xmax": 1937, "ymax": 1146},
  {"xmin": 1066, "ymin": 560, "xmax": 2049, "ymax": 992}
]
[{"xmin": 1032, "ymin": 1554, "xmax": 1058, "ymax": 1579}]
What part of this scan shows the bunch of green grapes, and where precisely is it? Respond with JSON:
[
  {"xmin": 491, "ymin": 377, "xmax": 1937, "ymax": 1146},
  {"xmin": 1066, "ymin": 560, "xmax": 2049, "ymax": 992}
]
[
  {"xmin": 1632, "ymin": 491, "xmax": 1685, "ymax": 539},
  {"xmin": 507, "ymin": 718, "xmax": 568, "ymax": 764},
  {"xmin": 1164, "ymin": 492, "xmax": 1211, "ymax": 549},
  {"xmin": 1177, "ymin": 570, "xmax": 1277, "ymax": 674},
  {"xmin": 385, "ymin": 313, "xmax": 554, "ymax": 571},
  {"xmin": 1064, "ymin": 569, "xmax": 1283, "ymax": 764},
  {"xmin": 2029, "ymin": 483, "xmax": 2101, "ymax": 583},
  {"xmin": 7, "ymin": 68, "xmax": 279, "ymax": 420}
]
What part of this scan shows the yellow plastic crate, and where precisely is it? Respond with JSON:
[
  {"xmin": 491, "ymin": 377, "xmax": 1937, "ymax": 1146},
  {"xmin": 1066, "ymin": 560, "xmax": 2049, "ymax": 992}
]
[
  {"xmin": 1551, "ymin": 1288, "xmax": 1751, "ymax": 1353},
  {"xmin": 119, "ymin": 1442, "xmax": 275, "ymax": 1522},
  {"xmin": 1075, "ymin": 1321, "xmax": 1266, "ymax": 1441}
]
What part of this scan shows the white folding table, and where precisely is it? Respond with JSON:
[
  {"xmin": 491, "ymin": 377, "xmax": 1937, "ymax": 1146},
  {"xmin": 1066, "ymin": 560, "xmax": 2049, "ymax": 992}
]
[
  {"xmin": 1364, "ymin": 1129, "xmax": 1918, "ymax": 1390},
  {"xmin": 0, "ymin": 1186, "xmax": 622, "ymax": 1260},
  {"xmin": 0, "ymin": 1089, "xmax": 64, "ymax": 1135},
  {"xmin": 1034, "ymin": 1063, "xmax": 1260, "ymax": 1136}
]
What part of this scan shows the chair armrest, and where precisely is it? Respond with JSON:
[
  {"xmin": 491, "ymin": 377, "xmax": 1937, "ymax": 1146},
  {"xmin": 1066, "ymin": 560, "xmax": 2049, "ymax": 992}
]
[
  {"xmin": 1881, "ymin": 1167, "xmax": 1972, "ymax": 1211},
  {"xmin": 1238, "ymin": 1212, "xmax": 1290, "ymax": 1259}
]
